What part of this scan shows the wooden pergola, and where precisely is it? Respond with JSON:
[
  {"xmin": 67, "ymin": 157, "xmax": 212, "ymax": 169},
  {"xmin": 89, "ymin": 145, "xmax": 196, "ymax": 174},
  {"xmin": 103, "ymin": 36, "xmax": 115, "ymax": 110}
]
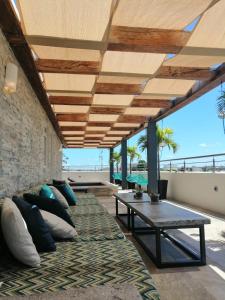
[
  {"xmin": 2, "ymin": 0, "xmax": 225, "ymax": 147},
  {"xmin": 1, "ymin": 0, "xmax": 225, "ymax": 191}
]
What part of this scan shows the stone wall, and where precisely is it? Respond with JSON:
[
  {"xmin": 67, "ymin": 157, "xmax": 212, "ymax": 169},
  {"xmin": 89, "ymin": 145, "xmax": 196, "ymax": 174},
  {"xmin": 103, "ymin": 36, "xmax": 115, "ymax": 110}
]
[{"xmin": 0, "ymin": 29, "xmax": 62, "ymax": 198}]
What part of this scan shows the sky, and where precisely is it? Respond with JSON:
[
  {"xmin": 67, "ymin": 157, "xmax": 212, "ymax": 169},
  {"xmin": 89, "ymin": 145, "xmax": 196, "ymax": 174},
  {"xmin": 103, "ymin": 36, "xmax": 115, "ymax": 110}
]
[{"xmin": 63, "ymin": 85, "xmax": 225, "ymax": 167}]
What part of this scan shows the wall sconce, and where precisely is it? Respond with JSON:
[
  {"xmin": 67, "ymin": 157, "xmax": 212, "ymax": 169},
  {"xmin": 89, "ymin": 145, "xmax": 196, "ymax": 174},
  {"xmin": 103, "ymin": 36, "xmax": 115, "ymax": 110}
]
[{"xmin": 3, "ymin": 62, "xmax": 18, "ymax": 94}]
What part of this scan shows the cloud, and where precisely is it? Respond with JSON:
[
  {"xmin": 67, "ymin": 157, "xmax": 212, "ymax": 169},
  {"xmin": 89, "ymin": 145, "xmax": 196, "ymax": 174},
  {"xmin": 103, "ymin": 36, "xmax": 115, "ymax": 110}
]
[
  {"xmin": 199, "ymin": 143, "xmax": 208, "ymax": 148},
  {"xmin": 199, "ymin": 142, "xmax": 221, "ymax": 148}
]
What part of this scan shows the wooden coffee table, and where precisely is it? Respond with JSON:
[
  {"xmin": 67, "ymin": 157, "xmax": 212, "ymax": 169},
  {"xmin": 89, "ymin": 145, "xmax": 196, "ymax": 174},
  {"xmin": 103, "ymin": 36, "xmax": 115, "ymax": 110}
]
[
  {"xmin": 128, "ymin": 201, "xmax": 211, "ymax": 268},
  {"xmin": 113, "ymin": 192, "xmax": 151, "ymax": 230}
]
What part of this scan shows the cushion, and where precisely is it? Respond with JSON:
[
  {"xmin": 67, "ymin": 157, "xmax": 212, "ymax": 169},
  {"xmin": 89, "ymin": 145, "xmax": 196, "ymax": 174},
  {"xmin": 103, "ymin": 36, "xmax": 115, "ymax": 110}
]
[
  {"xmin": 40, "ymin": 184, "xmax": 55, "ymax": 199},
  {"xmin": 1, "ymin": 198, "xmax": 40, "ymax": 267},
  {"xmin": 52, "ymin": 179, "xmax": 66, "ymax": 185},
  {"xmin": 12, "ymin": 196, "xmax": 56, "ymax": 252},
  {"xmin": 54, "ymin": 183, "xmax": 77, "ymax": 206},
  {"xmin": 49, "ymin": 185, "xmax": 69, "ymax": 209},
  {"xmin": 40, "ymin": 210, "xmax": 77, "ymax": 240},
  {"xmin": 23, "ymin": 193, "xmax": 75, "ymax": 227}
]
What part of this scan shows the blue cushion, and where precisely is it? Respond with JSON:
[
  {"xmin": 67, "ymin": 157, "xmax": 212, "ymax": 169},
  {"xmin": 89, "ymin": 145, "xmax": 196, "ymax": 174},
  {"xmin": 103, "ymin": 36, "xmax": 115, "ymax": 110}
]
[
  {"xmin": 40, "ymin": 184, "xmax": 56, "ymax": 199},
  {"xmin": 23, "ymin": 193, "xmax": 75, "ymax": 227},
  {"xmin": 12, "ymin": 196, "xmax": 56, "ymax": 253},
  {"xmin": 54, "ymin": 183, "xmax": 77, "ymax": 206}
]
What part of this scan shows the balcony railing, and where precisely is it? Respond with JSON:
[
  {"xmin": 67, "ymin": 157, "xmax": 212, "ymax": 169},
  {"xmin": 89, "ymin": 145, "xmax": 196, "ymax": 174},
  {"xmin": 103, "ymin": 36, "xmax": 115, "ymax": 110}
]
[
  {"xmin": 160, "ymin": 153, "xmax": 225, "ymax": 173},
  {"xmin": 62, "ymin": 153, "xmax": 225, "ymax": 173}
]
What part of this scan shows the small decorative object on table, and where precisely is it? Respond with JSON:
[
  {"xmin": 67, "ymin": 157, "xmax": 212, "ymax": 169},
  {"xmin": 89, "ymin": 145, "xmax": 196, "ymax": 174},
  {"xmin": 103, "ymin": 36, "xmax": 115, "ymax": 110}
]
[
  {"xmin": 150, "ymin": 192, "xmax": 160, "ymax": 203},
  {"xmin": 134, "ymin": 185, "xmax": 143, "ymax": 199}
]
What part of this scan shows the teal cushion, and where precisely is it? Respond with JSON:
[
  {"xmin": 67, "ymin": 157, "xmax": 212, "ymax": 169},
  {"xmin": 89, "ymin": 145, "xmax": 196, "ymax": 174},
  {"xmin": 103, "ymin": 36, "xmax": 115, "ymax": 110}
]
[
  {"xmin": 40, "ymin": 184, "xmax": 56, "ymax": 199},
  {"xmin": 54, "ymin": 183, "xmax": 77, "ymax": 206}
]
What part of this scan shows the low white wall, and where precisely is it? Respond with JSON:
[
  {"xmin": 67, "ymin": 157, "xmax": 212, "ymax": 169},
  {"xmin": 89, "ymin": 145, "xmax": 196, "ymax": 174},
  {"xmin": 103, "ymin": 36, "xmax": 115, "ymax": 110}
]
[
  {"xmin": 63, "ymin": 170, "xmax": 225, "ymax": 215},
  {"xmin": 161, "ymin": 172, "xmax": 225, "ymax": 215},
  {"xmin": 63, "ymin": 171, "xmax": 109, "ymax": 182}
]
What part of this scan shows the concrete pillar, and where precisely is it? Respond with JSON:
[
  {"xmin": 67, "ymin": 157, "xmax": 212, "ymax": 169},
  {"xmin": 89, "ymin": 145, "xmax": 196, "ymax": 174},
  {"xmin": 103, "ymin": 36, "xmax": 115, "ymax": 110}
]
[
  {"xmin": 121, "ymin": 138, "xmax": 127, "ymax": 189},
  {"xmin": 147, "ymin": 121, "xmax": 158, "ymax": 194}
]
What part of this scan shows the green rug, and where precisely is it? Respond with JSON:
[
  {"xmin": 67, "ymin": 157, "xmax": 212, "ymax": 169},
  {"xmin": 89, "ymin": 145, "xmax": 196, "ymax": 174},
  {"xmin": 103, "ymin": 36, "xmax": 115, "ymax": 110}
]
[
  {"xmin": 73, "ymin": 213, "xmax": 125, "ymax": 242},
  {"xmin": 70, "ymin": 204, "xmax": 106, "ymax": 216},
  {"xmin": 0, "ymin": 240, "xmax": 160, "ymax": 300}
]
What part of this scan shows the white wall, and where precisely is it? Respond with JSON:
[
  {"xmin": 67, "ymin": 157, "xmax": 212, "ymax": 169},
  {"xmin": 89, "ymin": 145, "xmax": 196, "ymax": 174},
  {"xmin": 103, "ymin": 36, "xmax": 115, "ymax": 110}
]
[
  {"xmin": 161, "ymin": 172, "xmax": 225, "ymax": 215},
  {"xmin": 63, "ymin": 171, "xmax": 109, "ymax": 182}
]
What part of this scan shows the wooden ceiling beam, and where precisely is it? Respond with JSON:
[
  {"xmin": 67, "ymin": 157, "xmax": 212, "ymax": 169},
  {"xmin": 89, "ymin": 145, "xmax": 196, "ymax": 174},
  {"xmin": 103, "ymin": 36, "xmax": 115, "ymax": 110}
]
[
  {"xmin": 57, "ymin": 114, "xmax": 88, "ymax": 122},
  {"xmin": 157, "ymin": 66, "xmax": 214, "ymax": 80},
  {"xmin": 117, "ymin": 115, "xmax": 147, "ymax": 123},
  {"xmin": 90, "ymin": 106, "xmax": 124, "ymax": 114},
  {"xmin": 131, "ymin": 99, "xmax": 171, "ymax": 108},
  {"xmin": 63, "ymin": 134, "xmax": 84, "ymax": 137},
  {"xmin": 60, "ymin": 126, "xmax": 85, "ymax": 131},
  {"xmin": 95, "ymin": 83, "xmax": 141, "ymax": 94},
  {"xmin": 108, "ymin": 26, "xmax": 190, "ymax": 54},
  {"xmin": 111, "ymin": 127, "xmax": 136, "ymax": 131},
  {"xmin": 49, "ymin": 96, "xmax": 92, "ymax": 105},
  {"xmin": 36, "ymin": 59, "xmax": 100, "ymax": 75},
  {"xmin": 87, "ymin": 122, "xmax": 113, "ymax": 127}
]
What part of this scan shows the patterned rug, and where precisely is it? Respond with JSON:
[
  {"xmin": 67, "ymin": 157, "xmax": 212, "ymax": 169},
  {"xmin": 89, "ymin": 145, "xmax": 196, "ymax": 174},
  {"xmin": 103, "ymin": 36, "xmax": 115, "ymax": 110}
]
[
  {"xmin": 0, "ymin": 240, "xmax": 160, "ymax": 300},
  {"xmin": 70, "ymin": 204, "xmax": 106, "ymax": 216},
  {"xmin": 73, "ymin": 213, "xmax": 125, "ymax": 242}
]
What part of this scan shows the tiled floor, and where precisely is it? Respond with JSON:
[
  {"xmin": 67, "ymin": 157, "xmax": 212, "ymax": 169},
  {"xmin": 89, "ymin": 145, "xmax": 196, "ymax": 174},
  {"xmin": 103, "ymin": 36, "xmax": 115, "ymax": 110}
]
[{"xmin": 97, "ymin": 193, "xmax": 225, "ymax": 300}]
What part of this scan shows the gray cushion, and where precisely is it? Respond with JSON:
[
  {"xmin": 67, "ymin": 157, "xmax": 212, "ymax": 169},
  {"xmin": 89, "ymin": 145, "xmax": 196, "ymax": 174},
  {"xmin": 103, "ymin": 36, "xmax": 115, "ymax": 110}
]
[
  {"xmin": 40, "ymin": 210, "xmax": 77, "ymax": 239},
  {"xmin": 1, "ymin": 198, "xmax": 40, "ymax": 267},
  {"xmin": 49, "ymin": 186, "xmax": 69, "ymax": 209}
]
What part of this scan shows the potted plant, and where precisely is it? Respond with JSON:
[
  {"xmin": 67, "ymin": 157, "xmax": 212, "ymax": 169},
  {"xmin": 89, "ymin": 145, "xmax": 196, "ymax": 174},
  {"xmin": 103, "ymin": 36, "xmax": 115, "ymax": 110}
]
[
  {"xmin": 138, "ymin": 126, "xmax": 178, "ymax": 199},
  {"xmin": 134, "ymin": 184, "xmax": 143, "ymax": 199}
]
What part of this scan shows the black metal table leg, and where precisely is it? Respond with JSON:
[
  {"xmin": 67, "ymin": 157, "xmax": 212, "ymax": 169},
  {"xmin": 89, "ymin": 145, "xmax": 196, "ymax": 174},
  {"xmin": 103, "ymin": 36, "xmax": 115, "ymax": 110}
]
[
  {"xmin": 131, "ymin": 210, "xmax": 135, "ymax": 233},
  {"xmin": 156, "ymin": 228, "xmax": 162, "ymax": 266},
  {"xmin": 115, "ymin": 197, "xmax": 118, "ymax": 216},
  {"xmin": 127, "ymin": 207, "xmax": 131, "ymax": 229},
  {"xmin": 199, "ymin": 225, "xmax": 206, "ymax": 265}
]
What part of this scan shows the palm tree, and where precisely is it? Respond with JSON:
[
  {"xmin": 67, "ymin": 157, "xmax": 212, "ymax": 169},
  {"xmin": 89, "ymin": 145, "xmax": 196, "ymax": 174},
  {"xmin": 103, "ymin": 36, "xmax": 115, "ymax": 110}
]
[
  {"xmin": 127, "ymin": 145, "xmax": 141, "ymax": 174},
  {"xmin": 217, "ymin": 90, "xmax": 225, "ymax": 134},
  {"xmin": 112, "ymin": 151, "xmax": 121, "ymax": 173},
  {"xmin": 138, "ymin": 126, "xmax": 178, "ymax": 179}
]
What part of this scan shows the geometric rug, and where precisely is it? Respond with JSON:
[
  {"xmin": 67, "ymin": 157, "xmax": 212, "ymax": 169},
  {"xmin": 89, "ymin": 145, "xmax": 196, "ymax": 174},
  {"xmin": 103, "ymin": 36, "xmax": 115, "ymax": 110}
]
[{"xmin": 0, "ymin": 240, "xmax": 160, "ymax": 300}]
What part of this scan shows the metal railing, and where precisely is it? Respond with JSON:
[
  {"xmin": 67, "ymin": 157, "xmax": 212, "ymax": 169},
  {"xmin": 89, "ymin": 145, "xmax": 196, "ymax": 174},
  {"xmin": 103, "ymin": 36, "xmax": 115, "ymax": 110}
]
[
  {"xmin": 63, "ymin": 164, "xmax": 109, "ymax": 171},
  {"xmin": 62, "ymin": 153, "xmax": 225, "ymax": 173},
  {"xmin": 160, "ymin": 153, "xmax": 225, "ymax": 173}
]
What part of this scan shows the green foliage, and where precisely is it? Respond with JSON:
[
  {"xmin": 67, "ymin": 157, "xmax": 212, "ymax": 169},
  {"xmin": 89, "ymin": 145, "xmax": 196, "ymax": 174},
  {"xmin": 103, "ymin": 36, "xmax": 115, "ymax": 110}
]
[
  {"xmin": 137, "ymin": 125, "xmax": 178, "ymax": 154},
  {"xmin": 217, "ymin": 90, "xmax": 225, "ymax": 119},
  {"xmin": 127, "ymin": 146, "xmax": 141, "ymax": 174}
]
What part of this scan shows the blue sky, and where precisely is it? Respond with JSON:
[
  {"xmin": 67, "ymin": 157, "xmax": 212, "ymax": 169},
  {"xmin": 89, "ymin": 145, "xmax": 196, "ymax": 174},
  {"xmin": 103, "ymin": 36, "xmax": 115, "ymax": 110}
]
[{"xmin": 63, "ymin": 85, "xmax": 225, "ymax": 167}]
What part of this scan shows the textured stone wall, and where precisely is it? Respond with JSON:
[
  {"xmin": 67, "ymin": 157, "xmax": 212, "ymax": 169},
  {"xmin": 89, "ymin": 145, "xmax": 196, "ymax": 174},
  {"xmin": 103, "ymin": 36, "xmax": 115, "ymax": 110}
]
[{"xmin": 0, "ymin": 29, "xmax": 62, "ymax": 197}]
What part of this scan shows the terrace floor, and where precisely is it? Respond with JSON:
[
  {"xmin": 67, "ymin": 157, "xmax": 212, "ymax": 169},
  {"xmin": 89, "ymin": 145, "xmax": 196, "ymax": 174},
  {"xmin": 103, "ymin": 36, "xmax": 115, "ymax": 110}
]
[{"xmin": 97, "ymin": 193, "xmax": 225, "ymax": 300}]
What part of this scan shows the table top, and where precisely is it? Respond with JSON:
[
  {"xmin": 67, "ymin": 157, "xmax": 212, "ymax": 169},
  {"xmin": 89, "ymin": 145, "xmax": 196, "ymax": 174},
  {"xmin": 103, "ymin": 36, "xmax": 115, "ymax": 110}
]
[
  {"xmin": 113, "ymin": 192, "xmax": 151, "ymax": 204},
  {"xmin": 128, "ymin": 201, "xmax": 211, "ymax": 228}
]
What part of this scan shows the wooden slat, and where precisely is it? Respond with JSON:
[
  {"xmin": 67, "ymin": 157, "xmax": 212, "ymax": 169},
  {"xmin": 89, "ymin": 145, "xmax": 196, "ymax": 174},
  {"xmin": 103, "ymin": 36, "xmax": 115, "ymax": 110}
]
[
  {"xmin": 49, "ymin": 96, "xmax": 92, "ymax": 105},
  {"xmin": 90, "ymin": 106, "xmax": 124, "ymax": 114},
  {"xmin": 95, "ymin": 83, "xmax": 141, "ymax": 94},
  {"xmin": 85, "ymin": 131, "xmax": 107, "ymax": 134},
  {"xmin": 57, "ymin": 114, "xmax": 88, "ymax": 122},
  {"xmin": 0, "ymin": 1, "xmax": 64, "ymax": 144},
  {"xmin": 84, "ymin": 137, "xmax": 103, "ymax": 141},
  {"xmin": 157, "ymin": 66, "xmax": 214, "ymax": 80},
  {"xmin": 111, "ymin": 127, "xmax": 136, "ymax": 131},
  {"xmin": 87, "ymin": 122, "xmax": 113, "ymax": 127},
  {"xmin": 131, "ymin": 99, "xmax": 171, "ymax": 108},
  {"xmin": 36, "ymin": 59, "xmax": 100, "ymax": 74},
  {"xmin": 108, "ymin": 26, "xmax": 190, "ymax": 54},
  {"xmin": 63, "ymin": 134, "xmax": 84, "ymax": 137},
  {"xmin": 60, "ymin": 126, "xmax": 85, "ymax": 131},
  {"xmin": 117, "ymin": 115, "xmax": 147, "ymax": 123}
]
